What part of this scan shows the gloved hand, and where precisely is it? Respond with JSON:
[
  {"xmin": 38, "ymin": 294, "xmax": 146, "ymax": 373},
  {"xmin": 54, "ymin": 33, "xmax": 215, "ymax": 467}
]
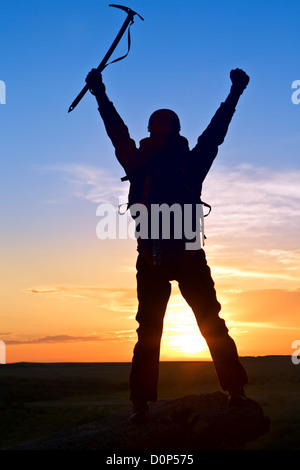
[
  {"xmin": 230, "ymin": 68, "xmax": 250, "ymax": 94},
  {"xmin": 85, "ymin": 68, "xmax": 106, "ymax": 96}
]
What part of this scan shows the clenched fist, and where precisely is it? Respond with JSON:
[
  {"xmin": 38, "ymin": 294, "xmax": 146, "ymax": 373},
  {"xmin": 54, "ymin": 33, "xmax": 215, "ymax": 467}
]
[
  {"xmin": 85, "ymin": 68, "xmax": 106, "ymax": 96},
  {"xmin": 230, "ymin": 68, "xmax": 250, "ymax": 94}
]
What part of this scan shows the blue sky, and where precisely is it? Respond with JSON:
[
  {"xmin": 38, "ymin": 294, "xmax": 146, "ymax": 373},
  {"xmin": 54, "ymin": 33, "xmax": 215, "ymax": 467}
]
[
  {"xmin": 1, "ymin": 1, "xmax": 299, "ymax": 161},
  {"xmin": 1, "ymin": 0, "xmax": 299, "ymax": 246},
  {"xmin": 1, "ymin": 1, "xmax": 300, "ymax": 361}
]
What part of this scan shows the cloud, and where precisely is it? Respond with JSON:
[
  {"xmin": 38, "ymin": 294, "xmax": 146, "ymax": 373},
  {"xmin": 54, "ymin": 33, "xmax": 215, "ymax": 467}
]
[
  {"xmin": 205, "ymin": 246, "xmax": 300, "ymax": 293},
  {"xmin": 25, "ymin": 285, "xmax": 134, "ymax": 296},
  {"xmin": 4, "ymin": 331, "xmax": 136, "ymax": 345},
  {"xmin": 45, "ymin": 162, "xmax": 300, "ymax": 254},
  {"xmin": 203, "ymin": 163, "xmax": 300, "ymax": 245},
  {"xmin": 24, "ymin": 285, "xmax": 138, "ymax": 313},
  {"xmin": 213, "ymin": 265, "xmax": 300, "ymax": 283},
  {"xmin": 228, "ymin": 321, "xmax": 300, "ymax": 331},
  {"xmin": 42, "ymin": 163, "xmax": 129, "ymax": 205},
  {"xmin": 14, "ymin": 286, "xmax": 300, "ymax": 353},
  {"xmin": 255, "ymin": 248, "xmax": 300, "ymax": 269},
  {"xmin": 28, "ymin": 288, "xmax": 60, "ymax": 295},
  {"xmin": 43, "ymin": 162, "xmax": 300, "ymax": 248},
  {"xmin": 196, "ymin": 164, "xmax": 300, "ymax": 290},
  {"xmin": 220, "ymin": 288, "xmax": 300, "ymax": 327}
]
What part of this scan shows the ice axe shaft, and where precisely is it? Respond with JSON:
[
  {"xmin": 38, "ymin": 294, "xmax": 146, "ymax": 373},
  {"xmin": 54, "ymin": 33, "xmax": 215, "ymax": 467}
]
[{"xmin": 68, "ymin": 4, "xmax": 143, "ymax": 113}]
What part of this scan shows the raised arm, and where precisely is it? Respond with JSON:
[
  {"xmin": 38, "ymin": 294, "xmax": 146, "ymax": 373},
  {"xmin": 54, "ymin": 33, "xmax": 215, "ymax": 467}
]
[
  {"xmin": 191, "ymin": 68, "xmax": 250, "ymax": 181},
  {"xmin": 85, "ymin": 69, "xmax": 138, "ymax": 175},
  {"xmin": 203, "ymin": 68, "xmax": 249, "ymax": 144}
]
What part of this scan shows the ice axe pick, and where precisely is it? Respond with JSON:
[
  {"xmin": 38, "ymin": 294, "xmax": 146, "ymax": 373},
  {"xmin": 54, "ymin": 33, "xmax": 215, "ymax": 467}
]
[{"xmin": 68, "ymin": 4, "xmax": 144, "ymax": 113}]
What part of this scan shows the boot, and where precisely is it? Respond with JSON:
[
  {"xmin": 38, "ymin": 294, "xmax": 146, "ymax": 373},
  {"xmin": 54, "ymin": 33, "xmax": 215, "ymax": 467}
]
[
  {"xmin": 228, "ymin": 388, "xmax": 247, "ymax": 406},
  {"xmin": 130, "ymin": 401, "xmax": 150, "ymax": 424}
]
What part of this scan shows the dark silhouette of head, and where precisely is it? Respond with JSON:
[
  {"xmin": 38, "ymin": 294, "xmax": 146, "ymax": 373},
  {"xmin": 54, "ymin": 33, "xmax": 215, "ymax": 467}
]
[{"xmin": 148, "ymin": 109, "xmax": 181, "ymax": 134}]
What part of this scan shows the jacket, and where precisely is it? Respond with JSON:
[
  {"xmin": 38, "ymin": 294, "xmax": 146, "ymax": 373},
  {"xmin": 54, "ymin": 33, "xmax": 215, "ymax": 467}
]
[{"xmin": 96, "ymin": 89, "xmax": 240, "ymax": 253}]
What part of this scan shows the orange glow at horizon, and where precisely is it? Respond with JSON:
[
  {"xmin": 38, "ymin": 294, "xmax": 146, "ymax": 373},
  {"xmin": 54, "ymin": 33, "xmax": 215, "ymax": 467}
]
[
  {"xmin": 3, "ymin": 276, "xmax": 300, "ymax": 363},
  {"xmin": 2, "ymin": 163, "xmax": 300, "ymax": 364}
]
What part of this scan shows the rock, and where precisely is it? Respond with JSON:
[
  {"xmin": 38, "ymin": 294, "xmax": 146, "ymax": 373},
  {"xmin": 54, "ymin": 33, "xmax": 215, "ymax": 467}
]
[{"xmin": 10, "ymin": 392, "xmax": 270, "ymax": 450}]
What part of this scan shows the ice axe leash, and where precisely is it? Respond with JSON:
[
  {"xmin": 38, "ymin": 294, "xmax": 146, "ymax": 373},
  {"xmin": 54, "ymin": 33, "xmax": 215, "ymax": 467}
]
[{"xmin": 68, "ymin": 4, "xmax": 144, "ymax": 113}]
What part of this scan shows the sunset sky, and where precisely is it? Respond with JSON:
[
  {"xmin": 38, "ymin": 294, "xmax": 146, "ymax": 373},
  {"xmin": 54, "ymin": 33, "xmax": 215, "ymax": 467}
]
[{"xmin": 1, "ymin": 0, "xmax": 300, "ymax": 363}]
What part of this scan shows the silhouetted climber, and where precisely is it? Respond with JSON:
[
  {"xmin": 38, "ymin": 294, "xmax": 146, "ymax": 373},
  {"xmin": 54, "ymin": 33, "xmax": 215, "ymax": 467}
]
[{"xmin": 86, "ymin": 67, "xmax": 250, "ymax": 423}]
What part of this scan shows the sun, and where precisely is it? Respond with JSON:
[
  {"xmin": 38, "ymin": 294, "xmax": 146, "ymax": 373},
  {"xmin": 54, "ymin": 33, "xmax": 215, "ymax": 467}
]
[
  {"xmin": 161, "ymin": 304, "xmax": 209, "ymax": 359},
  {"xmin": 164, "ymin": 329, "xmax": 208, "ymax": 355}
]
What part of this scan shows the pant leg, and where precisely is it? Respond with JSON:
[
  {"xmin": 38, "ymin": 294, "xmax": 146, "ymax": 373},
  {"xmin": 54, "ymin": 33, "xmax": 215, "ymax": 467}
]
[
  {"xmin": 129, "ymin": 254, "xmax": 172, "ymax": 402},
  {"xmin": 178, "ymin": 250, "xmax": 248, "ymax": 392}
]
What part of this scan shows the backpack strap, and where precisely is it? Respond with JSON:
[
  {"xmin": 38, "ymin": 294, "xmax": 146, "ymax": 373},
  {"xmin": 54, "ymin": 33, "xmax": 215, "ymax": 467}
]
[{"xmin": 119, "ymin": 175, "xmax": 213, "ymax": 217}]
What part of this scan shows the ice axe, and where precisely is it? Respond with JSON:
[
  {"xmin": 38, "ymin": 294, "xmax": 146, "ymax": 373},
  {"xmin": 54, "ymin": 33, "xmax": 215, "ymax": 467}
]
[{"xmin": 68, "ymin": 4, "xmax": 144, "ymax": 113}]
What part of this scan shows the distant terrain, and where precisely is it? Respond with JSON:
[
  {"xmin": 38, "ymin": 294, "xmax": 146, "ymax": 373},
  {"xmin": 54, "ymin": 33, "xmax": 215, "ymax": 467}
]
[{"xmin": 0, "ymin": 356, "xmax": 299, "ymax": 450}]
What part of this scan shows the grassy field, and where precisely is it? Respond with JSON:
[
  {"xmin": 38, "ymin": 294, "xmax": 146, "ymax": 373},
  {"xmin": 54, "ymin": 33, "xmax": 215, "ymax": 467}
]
[{"xmin": 0, "ymin": 356, "xmax": 299, "ymax": 450}]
